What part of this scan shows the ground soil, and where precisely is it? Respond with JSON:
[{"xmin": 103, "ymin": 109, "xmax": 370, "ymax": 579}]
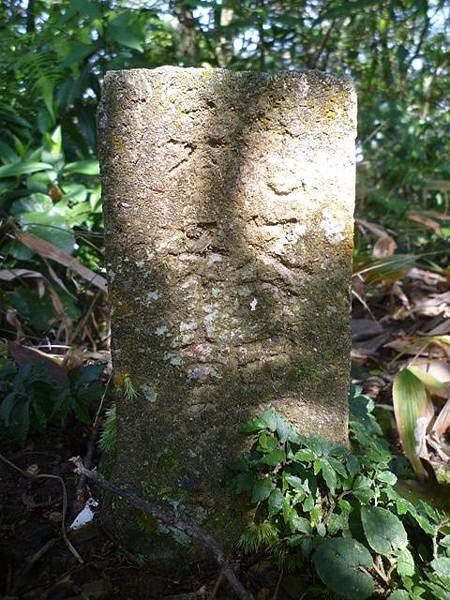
[{"xmin": 0, "ymin": 425, "xmax": 315, "ymax": 600}]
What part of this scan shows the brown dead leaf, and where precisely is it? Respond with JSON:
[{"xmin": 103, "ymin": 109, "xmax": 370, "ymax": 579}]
[
  {"xmin": 372, "ymin": 235, "xmax": 397, "ymax": 258},
  {"xmin": 356, "ymin": 218, "xmax": 392, "ymax": 238},
  {"xmin": 407, "ymin": 211, "xmax": 442, "ymax": 233},
  {"xmin": 16, "ymin": 231, "xmax": 107, "ymax": 293},
  {"xmin": 413, "ymin": 291, "xmax": 450, "ymax": 317},
  {"xmin": 407, "ymin": 267, "xmax": 446, "ymax": 287},
  {"xmin": 433, "ymin": 397, "xmax": 450, "ymax": 439},
  {"xmin": 8, "ymin": 341, "xmax": 69, "ymax": 387},
  {"xmin": 427, "ymin": 319, "xmax": 450, "ymax": 336},
  {"xmin": 0, "ymin": 268, "xmax": 44, "ymax": 281}
]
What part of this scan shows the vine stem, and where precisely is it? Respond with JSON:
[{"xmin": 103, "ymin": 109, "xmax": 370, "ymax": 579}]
[{"xmin": 70, "ymin": 457, "xmax": 254, "ymax": 600}]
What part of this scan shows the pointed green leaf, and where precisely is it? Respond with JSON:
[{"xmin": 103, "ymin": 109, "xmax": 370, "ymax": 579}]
[{"xmin": 251, "ymin": 478, "xmax": 272, "ymax": 503}]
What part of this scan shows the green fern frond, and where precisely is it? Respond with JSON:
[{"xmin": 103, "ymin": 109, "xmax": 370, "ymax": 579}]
[
  {"xmin": 99, "ymin": 403, "xmax": 117, "ymax": 454},
  {"xmin": 123, "ymin": 375, "xmax": 139, "ymax": 400}
]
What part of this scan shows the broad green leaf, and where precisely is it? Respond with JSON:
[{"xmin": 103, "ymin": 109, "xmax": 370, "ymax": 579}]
[
  {"xmin": 352, "ymin": 474, "xmax": 374, "ymax": 503},
  {"xmin": 423, "ymin": 580, "xmax": 450, "ymax": 600},
  {"xmin": 361, "ymin": 506, "xmax": 408, "ymax": 555},
  {"xmin": 393, "ymin": 369, "xmax": 434, "ymax": 476},
  {"xmin": 328, "ymin": 456, "xmax": 348, "ymax": 477},
  {"xmin": 11, "ymin": 193, "xmax": 53, "ymax": 215},
  {"xmin": 0, "ymin": 161, "xmax": 53, "ymax": 178},
  {"xmin": 275, "ymin": 413, "xmax": 290, "ymax": 442},
  {"xmin": 347, "ymin": 455, "xmax": 361, "ymax": 477},
  {"xmin": 19, "ymin": 211, "xmax": 75, "ymax": 254},
  {"xmin": 318, "ymin": 459, "xmax": 337, "ymax": 493},
  {"xmin": 293, "ymin": 448, "xmax": 314, "ymax": 462},
  {"xmin": 285, "ymin": 475, "xmax": 304, "ymax": 490},
  {"xmin": 387, "ymin": 592, "xmax": 410, "ymax": 600},
  {"xmin": 262, "ymin": 448, "xmax": 285, "ymax": 466},
  {"xmin": 240, "ymin": 415, "xmax": 267, "ymax": 434},
  {"xmin": 257, "ymin": 432, "xmax": 278, "ymax": 453},
  {"xmin": 431, "ymin": 557, "xmax": 450, "ymax": 588},
  {"xmin": 303, "ymin": 495, "xmax": 315, "ymax": 511},
  {"xmin": 0, "ymin": 392, "xmax": 17, "ymax": 426},
  {"xmin": 377, "ymin": 470, "xmax": 398, "ymax": 485},
  {"xmin": 230, "ymin": 473, "xmax": 254, "ymax": 494},
  {"xmin": 396, "ymin": 547, "xmax": 415, "ymax": 577},
  {"xmin": 268, "ymin": 488, "xmax": 283, "ymax": 515},
  {"xmin": 260, "ymin": 410, "xmax": 278, "ymax": 431},
  {"xmin": 251, "ymin": 478, "xmax": 272, "ymax": 503},
  {"xmin": 290, "ymin": 513, "xmax": 312, "ymax": 534},
  {"xmin": 313, "ymin": 537, "xmax": 374, "ymax": 600}
]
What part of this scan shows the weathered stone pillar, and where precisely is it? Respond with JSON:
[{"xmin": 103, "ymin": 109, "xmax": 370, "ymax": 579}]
[{"xmin": 98, "ymin": 67, "xmax": 356, "ymax": 560}]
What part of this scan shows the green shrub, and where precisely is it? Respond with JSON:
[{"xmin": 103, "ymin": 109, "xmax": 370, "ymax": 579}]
[
  {"xmin": 0, "ymin": 356, "xmax": 105, "ymax": 443},
  {"xmin": 230, "ymin": 388, "xmax": 450, "ymax": 599}
]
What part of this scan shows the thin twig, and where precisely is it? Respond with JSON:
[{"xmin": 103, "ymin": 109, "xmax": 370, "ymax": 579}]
[
  {"xmin": 71, "ymin": 457, "xmax": 254, "ymax": 600},
  {"xmin": 0, "ymin": 452, "xmax": 83, "ymax": 564},
  {"xmin": 74, "ymin": 373, "xmax": 112, "ymax": 510}
]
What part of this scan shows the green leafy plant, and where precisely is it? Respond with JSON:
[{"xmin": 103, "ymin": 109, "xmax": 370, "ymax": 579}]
[
  {"xmin": 0, "ymin": 356, "xmax": 105, "ymax": 443},
  {"xmin": 230, "ymin": 388, "xmax": 450, "ymax": 599}
]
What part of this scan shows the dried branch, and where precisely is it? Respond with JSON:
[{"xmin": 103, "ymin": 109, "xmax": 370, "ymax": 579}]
[{"xmin": 70, "ymin": 457, "xmax": 254, "ymax": 600}]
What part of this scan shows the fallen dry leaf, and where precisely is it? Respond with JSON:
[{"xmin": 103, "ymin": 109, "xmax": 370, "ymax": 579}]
[{"xmin": 16, "ymin": 231, "xmax": 107, "ymax": 293}]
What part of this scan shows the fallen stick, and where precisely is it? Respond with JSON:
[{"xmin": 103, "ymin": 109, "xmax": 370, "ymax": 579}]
[{"xmin": 70, "ymin": 457, "xmax": 254, "ymax": 600}]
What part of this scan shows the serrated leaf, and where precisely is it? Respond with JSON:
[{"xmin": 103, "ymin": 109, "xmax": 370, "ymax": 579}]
[
  {"xmin": 285, "ymin": 475, "xmax": 304, "ymax": 490},
  {"xmin": 387, "ymin": 592, "xmax": 410, "ymax": 600},
  {"xmin": 257, "ymin": 432, "xmax": 278, "ymax": 454},
  {"xmin": 293, "ymin": 448, "xmax": 314, "ymax": 462},
  {"xmin": 313, "ymin": 537, "xmax": 374, "ymax": 600},
  {"xmin": 260, "ymin": 410, "xmax": 278, "ymax": 431},
  {"xmin": 377, "ymin": 470, "xmax": 398, "ymax": 485},
  {"xmin": 240, "ymin": 415, "xmax": 267, "ymax": 434},
  {"xmin": 396, "ymin": 547, "xmax": 415, "ymax": 577},
  {"xmin": 361, "ymin": 506, "xmax": 408, "ymax": 555},
  {"xmin": 431, "ymin": 557, "xmax": 450, "ymax": 587},
  {"xmin": 275, "ymin": 413, "xmax": 290, "ymax": 442}
]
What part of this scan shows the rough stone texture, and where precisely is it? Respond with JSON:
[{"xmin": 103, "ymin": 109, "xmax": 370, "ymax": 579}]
[{"xmin": 98, "ymin": 66, "xmax": 356, "ymax": 560}]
